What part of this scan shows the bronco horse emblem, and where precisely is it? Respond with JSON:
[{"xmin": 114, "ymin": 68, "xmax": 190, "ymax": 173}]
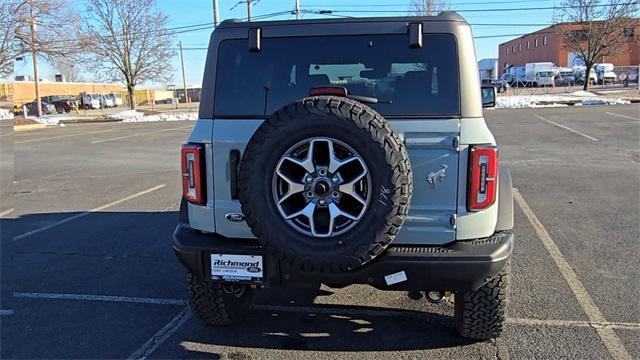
[{"xmin": 426, "ymin": 164, "xmax": 448, "ymax": 189}]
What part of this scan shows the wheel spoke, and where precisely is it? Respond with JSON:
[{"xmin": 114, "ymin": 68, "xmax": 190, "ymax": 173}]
[
  {"xmin": 282, "ymin": 155, "xmax": 314, "ymax": 174},
  {"xmin": 276, "ymin": 168, "xmax": 305, "ymax": 204},
  {"xmin": 329, "ymin": 202, "xmax": 359, "ymax": 222},
  {"xmin": 284, "ymin": 201, "xmax": 316, "ymax": 220},
  {"xmin": 329, "ymin": 155, "xmax": 362, "ymax": 175},
  {"xmin": 339, "ymin": 169, "xmax": 367, "ymax": 195}
]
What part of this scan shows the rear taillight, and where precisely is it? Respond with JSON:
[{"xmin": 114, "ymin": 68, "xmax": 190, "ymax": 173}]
[
  {"xmin": 309, "ymin": 86, "xmax": 348, "ymax": 97},
  {"xmin": 468, "ymin": 146, "xmax": 498, "ymax": 211},
  {"xmin": 181, "ymin": 144, "xmax": 205, "ymax": 205}
]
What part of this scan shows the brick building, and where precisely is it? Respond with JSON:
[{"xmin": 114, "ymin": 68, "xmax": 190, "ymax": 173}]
[{"xmin": 498, "ymin": 21, "xmax": 640, "ymax": 72}]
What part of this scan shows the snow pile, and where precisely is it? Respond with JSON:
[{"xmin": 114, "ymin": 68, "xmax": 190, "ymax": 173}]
[
  {"xmin": 31, "ymin": 115, "xmax": 78, "ymax": 125},
  {"xmin": 579, "ymin": 97, "xmax": 631, "ymax": 106},
  {"xmin": 496, "ymin": 93, "xmax": 630, "ymax": 109},
  {"xmin": 0, "ymin": 108, "xmax": 13, "ymax": 120},
  {"xmin": 108, "ymin": 110, "xmax": 197, "ymax": 123},
  {"xmin": 496, "ymin": 95, "xmax": 571, "ymax": 109},
  {"xmin": 568, "ymin": 90, "xmax": 598, "ymax": 97}
]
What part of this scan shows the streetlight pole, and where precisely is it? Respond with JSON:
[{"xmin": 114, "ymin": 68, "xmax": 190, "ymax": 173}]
[
  {"xmin": 179, "ymin": 41, "xmax": 189, "ymax": 105},
  {"xmin": 28, "ymin": 0, "xmax": 42, "ymax": 117},
  {"xmin": 213, "ymin": 0, "xmax": 220, "ymax": 26},
  {"xmin": 247, "ymin": 0, "xmax": 251, "ymax": 21},
  {"xmin": 295, "ymin": 0, "xmax": 300, "ymax": 20}
]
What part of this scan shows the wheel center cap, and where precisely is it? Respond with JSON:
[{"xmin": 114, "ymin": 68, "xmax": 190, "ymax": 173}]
[{"xmin": 314, "ymin": 181, "xmax": 330, "ymax": 196}]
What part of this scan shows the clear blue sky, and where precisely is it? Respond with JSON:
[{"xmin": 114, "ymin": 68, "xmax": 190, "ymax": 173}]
[{"xmin": 14, "ymin": 0, "xmax": 560, "ymax": 87}]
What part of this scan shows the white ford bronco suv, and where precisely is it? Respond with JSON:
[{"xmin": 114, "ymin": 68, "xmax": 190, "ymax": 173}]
[{"xmin": 174, "ymin": 12, "xmax": 514, "ymax": 340}]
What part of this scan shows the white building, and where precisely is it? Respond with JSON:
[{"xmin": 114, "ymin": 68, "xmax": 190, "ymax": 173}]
[{"xmin": 478, "ymin": 58, "xmax": 499, "ymax": 80}]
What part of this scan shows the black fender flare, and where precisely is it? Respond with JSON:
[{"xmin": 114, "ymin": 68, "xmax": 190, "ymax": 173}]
[{"xmin": 495, "ymin": 167, "xmax": 514, "ymax": 231}]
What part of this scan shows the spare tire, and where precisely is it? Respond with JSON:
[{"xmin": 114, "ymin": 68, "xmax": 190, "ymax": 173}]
[{"xmin": 239, "ymin": 96, "xmax": 412, "ymax": 273}]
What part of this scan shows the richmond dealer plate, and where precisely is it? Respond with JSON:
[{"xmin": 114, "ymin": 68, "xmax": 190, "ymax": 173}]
[{"xmin": 210, "ymin": 254, "xmax": 264, "ymax": 283}]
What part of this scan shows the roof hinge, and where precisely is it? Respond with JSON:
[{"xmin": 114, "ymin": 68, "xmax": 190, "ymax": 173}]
[
  {"xmin": 408, "ymin": 22, "xmax": 423, "ymax": 48},
  {"xmin": 249, "ymin": 27, "xmax": 261, "ymax": 52}
]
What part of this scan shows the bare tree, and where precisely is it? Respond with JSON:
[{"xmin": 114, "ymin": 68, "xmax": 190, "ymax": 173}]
[
  {"xmin": 13, "ymin": 0, "xmax": 82, "ymax": 115},
  {"xmin": 555, "ymin": 0, "xmax": 638, "ymax": 90},
  {"xmin": 0, "ymin": 1, "xmax": 18, "ymax": 78},
  {"xmin": 14, "ymin": 0, "xmax": 82, "ymax": 61},
  {"xmin": 410, "ymin": 0, "xmax": 449, "ymax": 16},
  {"xmin": 52, "ymin": 59, "xmax": 84, "ymax": 82},
  {"xmin": 82, "ymin": 0, "xmax": 175, "ymax": 109}
]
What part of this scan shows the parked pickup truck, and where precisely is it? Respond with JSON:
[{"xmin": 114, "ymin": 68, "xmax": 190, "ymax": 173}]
[{"xmin": 41, "ymin": 95, "xmax": 79, "ymax": 114}]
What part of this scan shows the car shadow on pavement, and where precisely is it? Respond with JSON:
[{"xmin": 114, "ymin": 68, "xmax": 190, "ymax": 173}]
[
  {"xmin": 1, "ymin": 212, "xmax": 478, "ymax": 356},
  {"xmin": 178, "ymin": 296, "xmax": 475, "ymax": 355}
]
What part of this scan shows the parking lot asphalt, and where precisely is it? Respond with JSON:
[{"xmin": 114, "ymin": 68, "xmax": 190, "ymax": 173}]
[{"xmin": 1, "ymin": 104, "xmax": 638, "ymax": 359}]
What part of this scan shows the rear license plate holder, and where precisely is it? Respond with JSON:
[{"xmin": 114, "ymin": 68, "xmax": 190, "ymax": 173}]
[{"xmin": 210, "ymin": 254, "xmax": 264, "ymax": 283}]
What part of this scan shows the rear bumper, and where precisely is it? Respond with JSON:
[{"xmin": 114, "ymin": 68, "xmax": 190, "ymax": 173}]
[{"xmin": 173, "ymin": 224, "xmax": 513, "ymax": 292}]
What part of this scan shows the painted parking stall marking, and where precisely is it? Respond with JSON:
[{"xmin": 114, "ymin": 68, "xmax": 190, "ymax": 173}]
[
  {"xmin": 514, "ymin": 188, "xmax": 632, "ymax": 360},
  {"xmin": 13, "ymin": 292, "xmax": 187, "ymax": 306},
  {"xmin": 90, "ymin": 126, "xmax": 192, "ymax": 144},
  {"xmin": 13, "ymin": 184, "xmax": 166, "ymax": 240},
  {"xmin": 0, "ymin": 208, "xmax": 14, "ymax": 218},
  {"xmin": 127, "ymin": 307, "xmax": 192, "ymax": 360},
  {"xmin": 605, "ymin": 112, "xmax": 640, "ymax": 121},
  {"xmin": 534, "ymin": 114, "xmax": 599, "ymax": 142}
]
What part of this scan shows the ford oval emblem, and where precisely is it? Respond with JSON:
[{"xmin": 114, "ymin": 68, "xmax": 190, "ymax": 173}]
[
  {"xmin": 225, "ymin": 213, "xmax": 245, "ymax": 222},
  {"xmin": 247, "ymin": 266, "xmax": 261, "ymax": 273}
]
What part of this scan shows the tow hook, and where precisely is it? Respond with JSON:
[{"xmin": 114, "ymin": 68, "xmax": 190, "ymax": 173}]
[{"xmin": 425, "ymin": 291, "xmax": 446, "ymax": 304}]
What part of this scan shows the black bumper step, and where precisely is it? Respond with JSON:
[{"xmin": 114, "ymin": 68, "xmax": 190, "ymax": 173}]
[{"xmin": 173, "ymin": 224, "xmax": 513, "ymax": 292}]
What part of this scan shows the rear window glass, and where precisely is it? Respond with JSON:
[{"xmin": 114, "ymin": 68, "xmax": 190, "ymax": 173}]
[{"xmin": 214, "ymin": 34, "xmax": 459, "ymax": 117}]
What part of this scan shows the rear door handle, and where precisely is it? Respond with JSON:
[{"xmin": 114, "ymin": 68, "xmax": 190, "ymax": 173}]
[{"xmin": 229, "ymin": 150, "xmax": 240, "ymax": 199}]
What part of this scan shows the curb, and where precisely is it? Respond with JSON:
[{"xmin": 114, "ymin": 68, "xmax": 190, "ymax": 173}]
[
  {"xmin": 14, "ymin": 124, "xmax": 47, "ymax": 132},
  {"xmin": 59, "ymin": 118, "xmax": 122, "ymax": 124}
]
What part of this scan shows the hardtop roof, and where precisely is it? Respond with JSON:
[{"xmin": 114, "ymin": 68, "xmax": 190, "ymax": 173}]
[{"xmin": 217, "ymin": 11, "xmax": 468, "ymax": 29}]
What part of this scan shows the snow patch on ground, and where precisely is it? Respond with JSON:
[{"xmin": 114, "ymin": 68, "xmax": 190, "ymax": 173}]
[
  {"xmin": 0, "ymin": 108, "xmax": 13, "ymax": 120},
  {"xmin": 579, "ymin": 97, "xmax": 631, "ymax": 106},
  {"xmin": 568, "ymin": 90, "xmax": 598, "ymax": 97},
  {"xmin": 30, "ymin": 115, "xmax": 78, "ymax": 125},
  {"xmin": 496, "ymin": 95, "xmax": 571, "ymax": 109},
  {"xmin": 108, "ymin": 110, "xmax": 197, "ymax": 123},
  {"xmin": 496, "ymin": 93, "xmax": 630, "ymax": 109}
]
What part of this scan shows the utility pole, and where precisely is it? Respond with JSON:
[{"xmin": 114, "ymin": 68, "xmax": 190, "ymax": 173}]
[
  {"xmin": 28, "ymin": 0, "xmax": 42, "ymax": 117},
  {"xmin": 246, "ymin": 0, "xmax": 252, "ymax": 21},
  {"xmin": 295, "ymin": 0, "xmax": 300, "ymax": 20},
  {"xmin": 213, "ymin": 0, "xmax": 220, "ymax": 26},
  {"xmin": 179, "ymin": 41, "xmax": 189, "ymax": 105}
]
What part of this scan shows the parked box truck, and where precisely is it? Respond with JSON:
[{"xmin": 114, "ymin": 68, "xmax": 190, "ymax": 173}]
[{"xmin": 525, "ymin": 62, "xmax": 555, "ymax": 86}]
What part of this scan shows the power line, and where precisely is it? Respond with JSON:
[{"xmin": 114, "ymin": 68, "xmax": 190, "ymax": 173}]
[
  {"xmin": 304, "ymin": 0, "xmax": 559, "ymax": 6},
  {"xmin": 303, "ymin": 2, "xmax": 637, "ymax": 13}
]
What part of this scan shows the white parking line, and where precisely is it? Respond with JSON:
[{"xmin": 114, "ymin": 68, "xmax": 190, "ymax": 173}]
[
  {"xmin": 0, "ymin": 309, "xmax": 14, "ymax": 316},
  {"xmin": 251, "ymin": 304, "xmax": 640, "ymax": 330},
  {"xmin": 91, "ymin": 126, "xmax": 192, "ymax": 144},
  {"xmin": 605, "ymin": 112, "xmax": 640, "ymax": 121},
  {"xmin": 15, "ymin": 129, "xmax": 123, "ymax": 144},
  {"xmin": 127, "ymin": 307, "xmax": 191, "ymax": 360},
  {"xmin": 534, "ymin": 114, "xmax": 599, "ymax": 142},
  {"xmin": 11, "ymin": 291, "xmax": 640, "ymax": 332},
  {"xmin": 0, "ymin": 208, "xmax": 14, "ymax": 218},
  {"xmin": 514, "ymin": 189, "xmax": 632, "ymax": 360},
  {"xmin": 13, "ymin": 184, "xmax": 166, "ymax": 240},
  {"xmin": 508, "ymin": 317, "xmax": 640, "ymax": 330},
  {"xmin": 13, "ymin": 292, "xmax": 186, "ymax": 306}
]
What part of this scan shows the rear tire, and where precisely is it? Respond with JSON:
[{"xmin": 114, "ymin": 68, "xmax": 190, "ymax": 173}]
[
  {"xmin": 454, "ymin": 262, "xmax": 510, "ymax": 340},
  {"xmin": 186, "ymin": 273, "xmax": 252, "ymax": 325}
]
